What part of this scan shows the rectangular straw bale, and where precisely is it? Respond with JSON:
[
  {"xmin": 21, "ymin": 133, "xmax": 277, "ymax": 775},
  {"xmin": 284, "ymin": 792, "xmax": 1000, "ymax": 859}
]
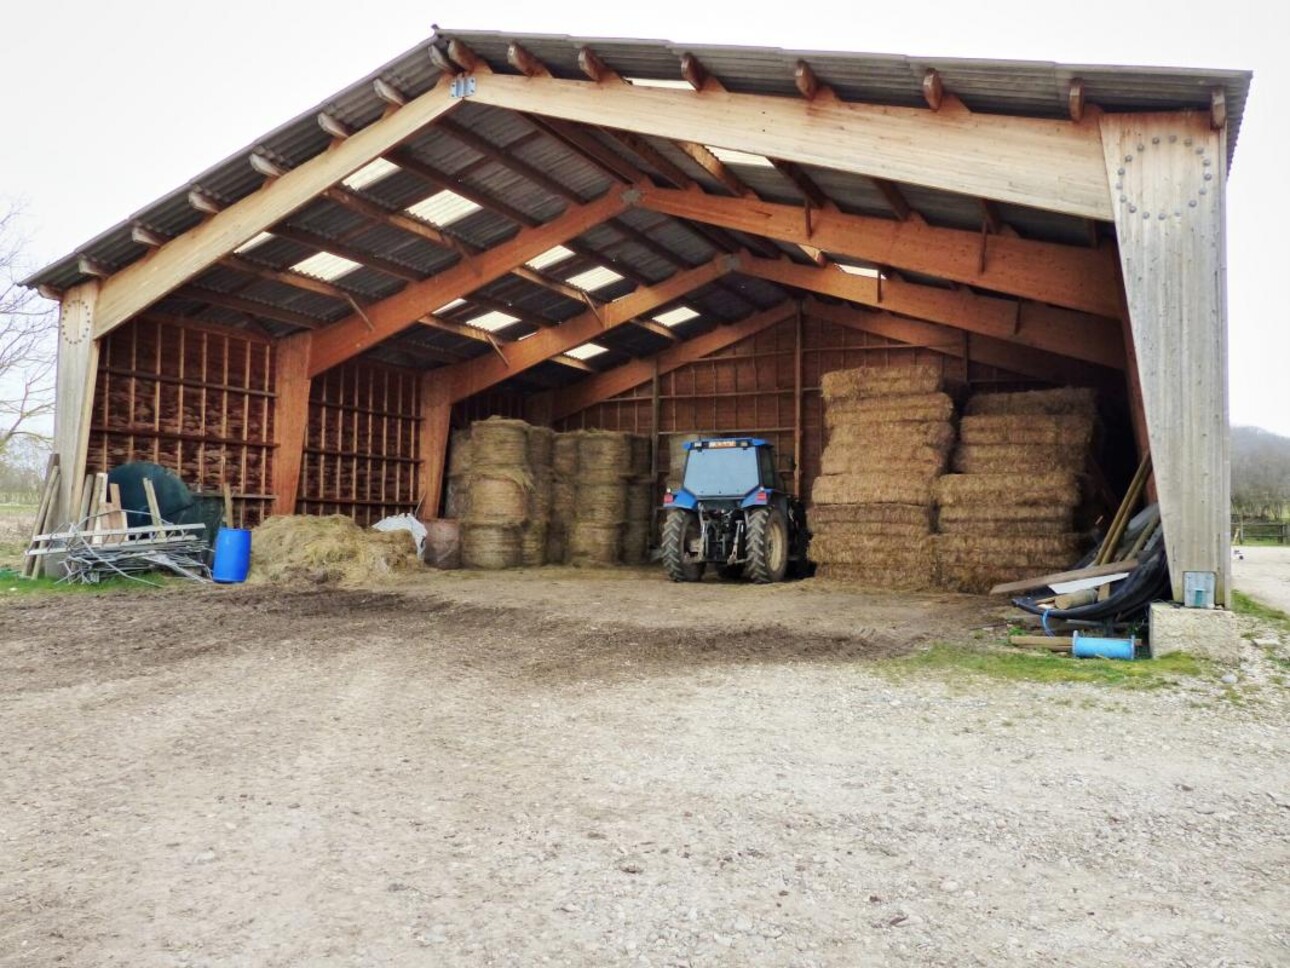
[
  {"xmin": 827, "ymin": 421, "xmax": 956, "ymax": 453},
  {"xmin": 951, "ymin": 443, "xmax": 1085, "ymax": 475},
  {"xmin": 937, "ymin": 504, "xmax": 1077, "ymax": 526},
  {"xmin": 822, "ymin": 445, "xmax": 948, "ymax": 477},
  {"xmin": 958, "ymin": 414, "xmax": 1095, "ymax": 448},
  {"xmin": 809, "ymin": 503, "xmax": 935, "ymax": 529},
  {"xmin": 936, "ymin": 564, "xmax": 1054, "ymax": 594},
  {"xmin": 825, "ymin": 392, "xmax": 955, "ymax": 429},
  {"xmin": 937, "ymin": 514, "xmax": 1074, "ymax": 537},
  {"xmin": 813, "ymin": 530, "xmax": 934, "ymax": 563},
  {"xmin": 931, "ymin": 533, "xmax": 1082, "ymax": 567},
  {"xmin": 820, "ymin": 364, "xmax": 943, "ymax": 402},
  {"xmin": 815, "ymin": 548, "xmax": 937, "ymax": 591},
  {"xmin": 964, "ymin": 387, "xmax": 1096, "ymax": 417},
  {"xmin": 934, "ymin": 472, "xmax": 1080, "ymax": 508},
  {"xmin": 812, "ymin": 471, "xmax": 938, "ymax": 507}
]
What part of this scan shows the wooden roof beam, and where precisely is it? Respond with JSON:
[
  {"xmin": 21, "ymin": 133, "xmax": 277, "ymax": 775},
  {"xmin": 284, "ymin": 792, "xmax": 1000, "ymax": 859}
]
[
  {"xmin": 176, "ymin": 287, "xmax": 330, "ymax": 330},
  {"xmin": 417, "ymin": 310, "xmax": 604, "ymax": 372}
]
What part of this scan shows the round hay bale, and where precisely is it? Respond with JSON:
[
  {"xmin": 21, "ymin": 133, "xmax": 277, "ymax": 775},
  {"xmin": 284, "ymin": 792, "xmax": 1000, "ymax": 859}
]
[
  {"xmin": 545, "ymin": 523, "xmax": 568, "ymax": 565},
  {"xmin": 447, "ymin": 429, "xmax": 472, "ymax": 477},
  {"xmin": 577, "ymin": 431, "xmax": 632, "ymax": 481},
  {"xmin": 521, "ymin": 520, "xmax": 548, "ymax": 566},
  {"xmin": 621, "ymin": 523, "xmax": 651, "ymax": 564},
  {"xmin": 462, "ymin": 523, "xmax": 522, "ymax": 569},
  {"xmin": 444, "ymin": 473, "xmax": 471, "ymax": 519},
  {"xmin": 820, "ymin": 364, "xmax": 944, "ymax": 403},
  {"xmin": 569, "ymin": 522, "xmax": 622, "ymax": 566},
  {"xmin": 809, "ymin": 503, "xmax": 934, "ymax": 529},
  {"xmin": 470, "ymin": 417, "xmax": 530, "ymax": 469},
  {"xmin": 577, "ymin": 481, "xmax": 627, "ymax": 522},
  {"xmin": 552, "ymin": 433, "xmax": 580, "ymax": 477},
  {"xmin": 424, "ymin": 518, "xmax": 462, "ymax": 570},
  {"xmin": 958, "ymin": 414, "xmax": 1095, "ymax": 448},
  {"xmin": 550, "ymin": 478, "xmax": 576, "ymax": 518},
  {"xmin": 465, "ymin": 469, "xmax": 531, "ymax": 524},
  {"xmin": 811, "ymin": 471, "xmax": 938, "ymax": 507},
  {"xmin": 628, "ymin": 434, "xmax": 653, "ymax": 477},
  {"xmin": 825, "ymin": 393, "xmax": 955, "ymax": 429},
  {"xmin": 527, "ymin": 468, "xmax": 553, "ymax": 520},
  {"xmin": 625, "ymin": 478, "xmax": 655, "ymax": 526},
  {"xmin": 248, "ymin": 514, "xmax": 419, "ymax": 585},
  {"xmin": 951, "ymin": 443, "xmax": 1085, "ymax": 475},
  {"xmin": 667, "ymin": 433, "xmax": 703, "ymax": 486},
  {"xmin": 526, "ymin": 425, "xmax": 555, "ymax": 468},
  {"xmin": 934, "ymin": 473, "xmax": 1080, "ymax": 509},
  {"xmin": 964, "ymin": 388, "xmax": 1096, "ymax": 417}
]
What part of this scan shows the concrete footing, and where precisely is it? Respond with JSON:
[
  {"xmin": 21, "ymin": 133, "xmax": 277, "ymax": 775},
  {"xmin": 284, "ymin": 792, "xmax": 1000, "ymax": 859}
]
[{"xmin": 1149, "ymin": 602, "xmax": 1241, "ymax": 663}]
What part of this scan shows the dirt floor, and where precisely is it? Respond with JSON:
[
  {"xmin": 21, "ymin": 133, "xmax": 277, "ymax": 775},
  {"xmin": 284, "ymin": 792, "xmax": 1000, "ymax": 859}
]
[{"xmin": 1, "ymin": 566, "xmax": 1288, "ymax": 967}]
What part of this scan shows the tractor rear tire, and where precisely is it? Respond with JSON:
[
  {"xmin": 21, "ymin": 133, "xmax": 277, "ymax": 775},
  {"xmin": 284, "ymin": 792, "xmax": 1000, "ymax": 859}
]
[
  {"xmin": 746, "ymin": 507, "xmax": 789, "ymax": 584},
  {"xmin": 662, "ymin": 510, "xmax": 705, "ymax": 582}
]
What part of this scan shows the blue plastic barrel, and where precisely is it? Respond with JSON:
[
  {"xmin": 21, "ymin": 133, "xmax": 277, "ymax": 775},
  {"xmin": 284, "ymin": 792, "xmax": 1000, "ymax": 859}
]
[
  {"xmin": 212, "ymin": 527, "xmax": 252, "ymax": 583},
  {"xmin": 1072, "ymin": 631, "xmax": 1136, "ymax": 661}
]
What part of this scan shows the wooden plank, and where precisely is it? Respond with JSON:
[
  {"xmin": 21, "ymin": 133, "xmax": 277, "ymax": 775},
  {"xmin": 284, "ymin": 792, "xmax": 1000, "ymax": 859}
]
[
  {"xmin": 989, "ymin": 560, "xmax": 1141, "ymax": 596},
  {"xmin": 738, "ymin": 255, "xmax": 1124, "ymax": 368},
  {"xmin": 307, "ymin": 189, "xmax": 633, "ymax": 376},
  {"xmin": 1101, "ymin": 111, "xmax": 1230, "ymax": 603},
  {"xmin": 271, "ymin": 333, "xmax": 312, "ymax": 516},
  {"xmin": 93, "ymin": 79, "xmax": 461, "ymax": 337},
  {"xmin": 417, "ymin": 374, "xmax": 452, "ymax": 519},
  {"xmin": 22, "ymin": 457, "xmax": 60, "ymax": 577},
  {"xmin": 551, "ymin": 302, "xmax": 797, "ymax": 419},
  {"xmin": 467, "ymin": 73, "xmax": 1112, "ymax": 219},
  {"xmin": 52, "ymin": 282, "xmax": 100, "ymax": 534},
  {"xmin": 636, "ymin": 187, "xmax": 1121, "ymax": 317}
]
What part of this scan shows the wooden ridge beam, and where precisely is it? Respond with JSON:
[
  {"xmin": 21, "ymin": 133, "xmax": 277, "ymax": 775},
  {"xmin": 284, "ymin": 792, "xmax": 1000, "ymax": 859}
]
[
  {"xmin": 465, "ymin": 72, "xmax": 1112, "ymax": 219},
  {"xmin": 551, "ymin": 302, "xmax": 795, "ymax": 419},
  {"xmin": 445, "ymin": 255, "xmax": 739, "ymax": 401},
  {"xmin": 92, "ymin": 79, "xmax": 461, "ymax": 337},
  {"xmin": 634, "ymin": 186, "xmax": 1121, "ymax": 316},
  {"xmin": 307, "ymin": 188, "xmax": 635, "ymax": 377},
  {"xmin": 737, "ymin": 255, "xmax": 1124, "ymax": 369}
]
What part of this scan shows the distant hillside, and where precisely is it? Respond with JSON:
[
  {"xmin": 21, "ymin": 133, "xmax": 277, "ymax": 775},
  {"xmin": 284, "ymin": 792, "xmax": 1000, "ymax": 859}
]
[{"xmin": 1232, "ymin": 425, "xmax": 1290, "ymax": 519}]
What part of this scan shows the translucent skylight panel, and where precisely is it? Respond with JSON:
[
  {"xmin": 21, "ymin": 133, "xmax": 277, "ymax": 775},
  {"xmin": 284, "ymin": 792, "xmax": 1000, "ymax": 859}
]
[
  {"xmin": 291, "ymin": 252, "xmax": 362, "ymax": 282},
  {"xmin": 654, "ymin": 306, "xmax": 700, "ymax": 327},
  {"xmin": 467, "ymin": 310, "xmax": 520, "ymax": 332},
  {"xmin": 836, "ymin": 263, "xmax": 882, "ymax": 278},
  {"xmin": 565, "ymin": 342, "xmax": 608, "ymax": 360},
  {"xmin": 626, "ymin": 77, "xmax": 695, "ymax": 90},
  {"xmin": 234, "ymin": 231, "xmax": 275, "ymax": 254},
  {"xmin": 434, "ymin": 298, "xmax": 466, "ymax": 314},
  {"xmin": 526, "ymin": 245, "xmax": 575, "ymax": 271},
  {"xmin": 342, "ymin": 158, "xmax": 400, "ymax": 190},
  {"xmin": 405, "ymin": 190, "xmax": 482, "ymax": 227},
  {"xmin": 565, "ymin": 266, "xmax": 624, "ymax": 292},
  {"xmin": 706, "ymin": 145, "xmax": 775, "ymax": 168}
]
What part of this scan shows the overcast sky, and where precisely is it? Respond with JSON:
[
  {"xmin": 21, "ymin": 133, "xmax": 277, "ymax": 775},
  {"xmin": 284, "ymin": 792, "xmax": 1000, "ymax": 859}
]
[{"xmin": 3, "ymin": 0, "xmax": 1285, "ymax": 434}]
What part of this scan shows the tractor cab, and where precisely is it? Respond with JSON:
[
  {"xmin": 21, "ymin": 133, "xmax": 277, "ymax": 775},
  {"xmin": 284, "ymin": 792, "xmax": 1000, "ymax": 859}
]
[{"xmin": 661, "ymin": 438, "xmax": 810, "ymax": 583}]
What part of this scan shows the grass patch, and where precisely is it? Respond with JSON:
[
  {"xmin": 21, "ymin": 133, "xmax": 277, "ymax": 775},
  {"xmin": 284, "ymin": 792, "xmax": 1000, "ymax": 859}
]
[
  {"xmin": 1231, "ymin": 590, "xmax": 1290, "ymax": 629},
  {"xmin": 0, "ymin": 571, "xmax": 178, "ymax": 598},
  {"xmin": 882, "ymin": 642, "xmax": 1210, "ymax": 689}
]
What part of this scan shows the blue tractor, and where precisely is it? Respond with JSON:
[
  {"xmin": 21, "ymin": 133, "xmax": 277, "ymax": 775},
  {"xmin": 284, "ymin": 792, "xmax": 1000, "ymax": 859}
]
[{"xmin": 661, "ymin": 437, "xmax": 810, "ymax": 583}]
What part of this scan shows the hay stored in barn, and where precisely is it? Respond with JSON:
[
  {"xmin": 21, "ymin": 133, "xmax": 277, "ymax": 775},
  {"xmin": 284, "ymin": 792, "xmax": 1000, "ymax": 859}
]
[
  {"xmin": 444, "ymin": 474, "xmax": 470, "ymax": 520},
  {"xmin": 822, "ymin": 445, "xmax": 947, "ymax": 478},
  {"xmin": 813, "ymin": 471, "xmax": 939, "ymax": 507},
  {"xmin": 820, "ymin": 363, "xmax": 944, "ymax": 402},
  {"xmin": 576, "ymin": 430, "xmax": 632, "ymax": 481},
  {"xmin": 470, "ymin": 417, "xmax": 530, "ymax": 469},
  {"xmin": 553, "ymin": 433, "xmax": 579, "ymax": 477},
  {"xmin": 545, "ymin": 526, "xmax": 568, "ymax": 566},
  {"xmin": 938, "ymin": 505, "xmax": 1075, "ymax": 536},
  {"xmin": 629, "ymin": 434, "xmax": 652, "ymax": 477},
  {"xmin": 248, "ymin": 514, "xmax": 418, "ymax": 585},
  {"xmin": 824, "ymin": 393, "xmax": 955, "ymax": 429},
  {"xmin": 964, "ymin": 387, "xmax": 1097, "ymax": 417},
  {"xmin": 521, "ymin": 521, "xmax": 548, "ymax": 567},
  {"xmin": 464, "ymin": 469, "xmax": 531, "ymax": 524},
  {"xmin": 527, "ymin": 468, "xmax": 553, "ymax": 521},
  {"xmin": 814, "ymin": 539, "xmax": 937, "ymax": 591},
  {"xmin": 525, "ymin": 425, "xmax": 555, "ymax": 469},
  {"xmin": 934, "ymin": 472, "xmax": 1080, "ymax": 509},
  {"xmin": 569, "ymin": 522, "xmax": 622, "ymax": 566},
  {"xmin": 447, "ymin": 429, "xmax": 472, "ymax": 477},
  {"xmin": 577, "ymin": 481, "xmax": 627, "ymax": 522},
  {"xmin": 826, "ymin": 421, "xmax": 956, "ymax": 454},
  {"xmin": 951, "ymin": 443, "xmax": 1086, "ymax": 475},
  {"xmin": 424, "ymin": 519, "xmax": 461, "ymax": 570},
  {"xmin": 809, "ymin": 503, "xmax": 935, "ymax": 529},
  {"xmin": 462, "ymin": 523, "xmax": 522, "ymax": 569},
  {"xmin": 931, "ymin": 533, "xmax": 1083, "ymax": 593},
  {"xmin": 958, "ymin": 414, "xmax": 1096, "ymax": 448}
]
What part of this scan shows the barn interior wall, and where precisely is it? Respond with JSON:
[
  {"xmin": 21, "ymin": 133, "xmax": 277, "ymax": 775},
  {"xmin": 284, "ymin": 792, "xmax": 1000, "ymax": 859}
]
[{"xmin": 553, "ymin": 313, "xmax": 1041, "ymax": 501}]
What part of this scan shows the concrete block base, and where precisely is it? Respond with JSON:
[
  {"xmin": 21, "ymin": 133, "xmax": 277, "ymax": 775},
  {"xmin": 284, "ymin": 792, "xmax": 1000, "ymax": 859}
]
[{"xmin": 1149, "ymin": 602, "xmax": 1241, "ymax": 663}]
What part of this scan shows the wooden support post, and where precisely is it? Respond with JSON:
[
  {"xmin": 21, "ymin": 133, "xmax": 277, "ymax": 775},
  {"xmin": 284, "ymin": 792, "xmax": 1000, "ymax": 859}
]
[
  {"xmin": 418, "ymin": 373, "xmax": 452, "ymax": 520},
  {"xmin": 1101, "ymin": 111, "xmax": 1231, "ymax": 603},
  {"xmin": 51, "ymin": 282, "xmax": 101, "ymax": 532},
  {"xmin": 793, "ymin": 302, "xmax": 804, "ymax": 494},
  {"xmin": 271, "ymin": 333, "xmax": 312, "ymax": 516},
  {"xmin": 651, "ymin": 358, "xmax": 662, "ymax": 481}
]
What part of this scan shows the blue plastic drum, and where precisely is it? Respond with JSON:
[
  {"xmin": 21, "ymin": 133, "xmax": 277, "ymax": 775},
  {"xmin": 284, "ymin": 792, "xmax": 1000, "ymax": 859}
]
[{"xmin": 212, "ymin": 527, "xmax": 252, "ymax": 583}]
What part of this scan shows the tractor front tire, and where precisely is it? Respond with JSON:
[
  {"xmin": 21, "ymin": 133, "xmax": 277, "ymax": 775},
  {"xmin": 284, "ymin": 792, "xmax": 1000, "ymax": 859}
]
[
  {"xmin": 662, "ymin": 510, "xmax": 705, "ymax": 582},
  {"xmin": 745, "ymin": 507, "xmax": 789, "ymax": 584}
]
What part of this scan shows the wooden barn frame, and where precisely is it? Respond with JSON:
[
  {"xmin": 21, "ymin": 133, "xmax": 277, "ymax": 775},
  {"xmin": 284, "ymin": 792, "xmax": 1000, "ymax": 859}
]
[{"xmin": 26, "ymin": 29, "xmax": 1250, "ymax": 603}]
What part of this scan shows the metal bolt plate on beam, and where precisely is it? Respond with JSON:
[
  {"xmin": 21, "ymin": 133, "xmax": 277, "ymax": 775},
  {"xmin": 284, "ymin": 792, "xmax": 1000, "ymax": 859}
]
[{"xmin": 450, "ymin": 76, "xmax": 477, "ymax": 99}]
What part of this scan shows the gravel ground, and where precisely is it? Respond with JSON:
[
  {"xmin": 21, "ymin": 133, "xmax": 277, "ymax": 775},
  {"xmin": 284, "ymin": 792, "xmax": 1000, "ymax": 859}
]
[
  {"xmin": 1, "ymin": 571, "xmax": 1287, "ymax": 967},
  {"xmin": 1233, "ymin": 545, "xmax": 1290, "ymax": 613}
]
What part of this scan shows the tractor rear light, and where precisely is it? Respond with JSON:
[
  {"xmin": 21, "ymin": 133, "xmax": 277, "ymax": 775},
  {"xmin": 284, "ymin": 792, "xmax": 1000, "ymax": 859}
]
[
  {"xmin": 755, "ymin": 490, "xmax": 769, "ymax": 504},
  {"xmin": 663, "ymin": 491, "xmax": 674, "ymax": 505}
]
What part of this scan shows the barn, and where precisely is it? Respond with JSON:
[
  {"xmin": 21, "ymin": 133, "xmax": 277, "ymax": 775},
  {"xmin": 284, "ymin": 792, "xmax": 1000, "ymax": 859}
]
[{"xmin": 25, "ymin": 28, "xmax": 1250, "ymax": 605}]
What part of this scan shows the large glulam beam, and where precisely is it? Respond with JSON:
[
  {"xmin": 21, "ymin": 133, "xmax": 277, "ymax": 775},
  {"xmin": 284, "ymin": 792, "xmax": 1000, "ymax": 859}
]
[
  {"xmin": 464, "ymin": 72, "xmax": 1112, "ymax": 219},
  {"xmin": 634, "ymin": 186, "xmax": 1121, "ymax": 317},
  {"xmin": 92, "ymin": 78, "xmax": 461, "ymax": 338}
]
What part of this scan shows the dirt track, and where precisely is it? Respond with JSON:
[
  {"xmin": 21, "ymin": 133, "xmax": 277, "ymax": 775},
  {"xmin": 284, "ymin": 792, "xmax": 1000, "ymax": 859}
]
[{"xmin": 1, "ymin": 570, "xmax": 1287, "ymax": 967}]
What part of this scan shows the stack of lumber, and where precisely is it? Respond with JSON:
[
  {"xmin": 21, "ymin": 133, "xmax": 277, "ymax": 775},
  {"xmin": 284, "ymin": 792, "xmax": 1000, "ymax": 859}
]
[
  {"xmin": 810, "ymin": 365, "xmax": 954, "ymax": 589},
  {"xmin": 933, "ymin": 388, "xmax": 1095, "ymax": 592},
  {"xmin": 461, "ymin": 417, "xmax": 532, "ymax": 569}
]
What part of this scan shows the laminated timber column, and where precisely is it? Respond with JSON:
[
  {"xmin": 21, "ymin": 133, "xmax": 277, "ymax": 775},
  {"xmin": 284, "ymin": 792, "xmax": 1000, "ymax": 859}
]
[
  {"xmin": 51, "ymin": 281, "xmax": 100, "ymax": 525},
  {"xmin": 271, "ymin": 332, "xmax": 312, "ymax": 516},
  {"xmin": 1101, "ymin": 111, "xmax": 1230, "ymax": 603},
  {"xmin": 417, "ymin": 373, "xmax": 452, "ymax": 520}
]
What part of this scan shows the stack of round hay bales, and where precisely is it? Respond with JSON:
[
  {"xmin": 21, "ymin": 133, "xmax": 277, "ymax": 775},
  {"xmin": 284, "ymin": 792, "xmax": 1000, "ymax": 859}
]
[
  {"xmin": 570, "ymin": 430, "xmax": 631, "ymax": 566},
  {"xmin": 810, "ymin": 364, "xmax": 954, "ymax": 590},
  {"xmin": 444, "ymin": 429, "xmax": 472, "ymax": 519},
  {"xmin": 546, "ymin": 432, "xmax": 579, "ymax": 564},
  {"xmin": 522, "ymin": 426, "xmax": 555, "ymax": 566},
  {"xmin": 621, "ymin": 434, "xmax": 655, "ymax": 564},
  {"xmin": 461, "ymin": 417, "xmax": 531, "ymax": 569},
  {"xmin": 932, "ymin": 388, "xmax": 1097, "ymax": 592}
]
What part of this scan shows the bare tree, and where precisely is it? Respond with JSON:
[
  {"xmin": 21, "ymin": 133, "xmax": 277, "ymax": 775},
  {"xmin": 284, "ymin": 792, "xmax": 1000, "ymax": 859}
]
[{"xmin": 0, "ymin": 200, "xmax": 57, "ymax": 456}]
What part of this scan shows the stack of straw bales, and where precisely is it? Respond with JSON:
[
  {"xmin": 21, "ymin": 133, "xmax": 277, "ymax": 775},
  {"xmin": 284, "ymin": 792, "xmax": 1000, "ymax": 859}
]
[
  {"xmin": 523, "ymin": 426, "xmax": 555, "ymax": 566},
  {"xmin": 546, "ymin": 432, "xmax": 579, "ymax": 563},
  {"xmin": 810, "ymin": 365, "xmax": 954, "ymax": 589},
  {"xmin": 622, "ymin": 434, "xmax": 654, "ymax": 563},
  {"xmin": 569, "ymin": 430, "xmax": 632, "ymax": 566},
  {"xmin": 444, "ymin": 429, "xmax": 472, "ymax": 519},
  {"xmin": 461, "ymin": 417, "xmax": 532, "ymax": 569},
  {"xmin": 932, "ymin": 388, "xmax": 1096, "ymax": 592}
]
